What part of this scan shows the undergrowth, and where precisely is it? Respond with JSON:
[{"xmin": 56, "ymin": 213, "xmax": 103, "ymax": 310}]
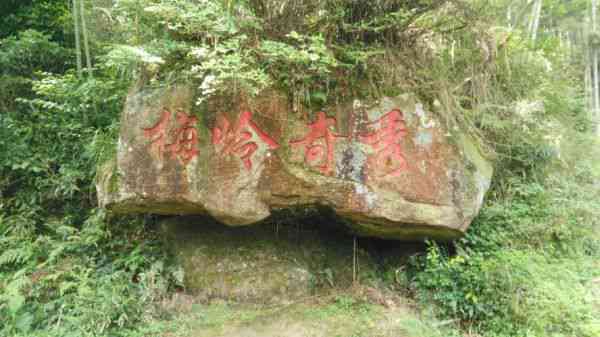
[
  {"xmin": 410, "ymin": 138, "xmax": 600, "ymax": 337},
  {"xmin": 1, "ymin": 1, "xmax": 598, "ymax": 337},
  {"xmin": 0, "ymin": 213, "xmax": 183, "ymax": 337}
]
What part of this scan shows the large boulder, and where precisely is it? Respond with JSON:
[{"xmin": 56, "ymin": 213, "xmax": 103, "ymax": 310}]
[{"xmin": 97, "ymin": 85, "xmax": 493, "ymax": 240}]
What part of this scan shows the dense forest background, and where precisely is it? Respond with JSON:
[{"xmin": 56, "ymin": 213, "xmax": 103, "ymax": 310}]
[{"xmin": 1, "ymin": 1, "xmax": 599, "ymax": 337}]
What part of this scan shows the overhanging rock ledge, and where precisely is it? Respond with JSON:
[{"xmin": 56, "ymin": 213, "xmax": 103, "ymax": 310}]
[{"xmin": 97, "ymin": 85, "xmax": 493, "ymax": 241}]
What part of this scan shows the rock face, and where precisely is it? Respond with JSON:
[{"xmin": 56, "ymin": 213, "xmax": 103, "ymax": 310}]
[
  {"xmin": 97, "ymin": 84, "xmax": 493, "ymax": 240},
  {"xmin": 160, "ymin": 216, "xmax": 378, "ymax": 303}
]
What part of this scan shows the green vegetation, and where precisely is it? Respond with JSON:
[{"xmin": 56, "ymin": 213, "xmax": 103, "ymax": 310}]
[
  {"xmin": 412, "ymin": 146, "xmax": 600, "ymax": 336},
  {"xmin": 1, "ymin": 1, "xmax": 599, "ymax": 337},
  {"xmin": 144, "ymin": 296, "xmax": 464, "ymax": 337}
]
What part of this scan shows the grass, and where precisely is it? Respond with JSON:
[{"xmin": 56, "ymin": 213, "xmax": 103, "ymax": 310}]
[{"xmin": 146, "ymin": 292, "xmax": 465, "ymax": 337}]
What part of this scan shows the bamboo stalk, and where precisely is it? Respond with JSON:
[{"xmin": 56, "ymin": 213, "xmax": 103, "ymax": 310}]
[
  {"xmin": 586, "ymin": 54, "xmax": 592, "ymax": 118},
  {"xmin": 530, "ymin": 0, "xmax": 543, "ymax": 43},
  {"xmin": 592, "ymin": 0, "xmax": 600, "ymax": 133},
  {"xmin": 585, "ymin": 15, "xmax": 593, "ymax": 119},
  {"xmin": 72, "ymin": 0, "xmax": 82, "ymax": 78},
  {"xmin": 80, "ymin": 0, "xmax": 93, "ymax": 78}
]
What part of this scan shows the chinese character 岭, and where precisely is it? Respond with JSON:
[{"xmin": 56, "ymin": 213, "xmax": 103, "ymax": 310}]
[{"xmin": 212, "ymin": 110, "xmax": 279, "ymax": 170}]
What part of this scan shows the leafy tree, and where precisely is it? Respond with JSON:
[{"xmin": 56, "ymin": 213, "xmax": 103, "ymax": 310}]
[{"xmin": 0, "ymin": 0, "xmax": 70, "ymax": 42}]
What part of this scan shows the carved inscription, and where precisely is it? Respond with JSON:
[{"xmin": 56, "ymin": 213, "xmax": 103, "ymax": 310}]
[
  {"xmin": 142, "ymin": 107, "xmax": 410, "ymax": 177},
  {"xmin": 359, "ymin": 109, "xmax": 408, "ymax": 178},
  {"xmin": 212, "ymin": 110, "xmax": 279, "ymax": 170},
  {"xmin": 142, "ymin": 108, "xmax": 199, "ymax": 165},
  {"xmin": 290, "ymin": 111, "xmax": 345, "ymax": 175}
]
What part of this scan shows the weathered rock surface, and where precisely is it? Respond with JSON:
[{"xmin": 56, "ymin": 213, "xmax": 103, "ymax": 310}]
[
  {"xmin": 161, "ymin": 216, "xmax": 377, "ymax": 303},
  {"xmin": 97, "ymin": 84, "xmax": 493, "ymax": 240}
]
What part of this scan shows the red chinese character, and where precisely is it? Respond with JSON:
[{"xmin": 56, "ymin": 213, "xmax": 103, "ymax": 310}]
[
  {"xmin": 212, "ymin": 110, "xmax": 279, "ymax": 170},
  {"xmin": 359, "ymin": 109, "xmax": 408, "ymax": 177},
  {"xmin": 142, "ymin": 108, "xmax": 199, "ymax": 165},
  {"xmin": 165, "ymin": 110, "xmax": 199, "ymax": 164},
  {"xmin": 143, "ymin": 108, "xmax": 170, "ymax": 156},
  {"xmin": 290, "ymin": 111, "xmax": 344, "ymax": 175}
]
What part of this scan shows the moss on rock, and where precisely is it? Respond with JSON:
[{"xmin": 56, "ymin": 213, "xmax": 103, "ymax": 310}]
[{"xmin": 160, "ymin": 215, "xmax": 379, "ymax": 304}]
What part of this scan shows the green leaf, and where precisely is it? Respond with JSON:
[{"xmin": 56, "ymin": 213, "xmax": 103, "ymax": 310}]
[
  {"xmin": 8, "ymin": 291, "xmax": 25, "ymax": 315},
  {"xmin": 15, "ymin": 312, "xmax": 34, "ymax": 332}
]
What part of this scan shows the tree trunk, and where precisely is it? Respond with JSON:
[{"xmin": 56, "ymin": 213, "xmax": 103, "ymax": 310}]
[
  {"xmin": 80, "ymin": 0, "xmax": 93, "ymax": 78},
  {"xmin": 72, "ymin": 0, "xmax": 82, "ymax": 78},
  {"xmin": 586, "ymin": 60, "xmax": 592, "ymax": 116},
  {"xmin": 530, "ymin": 0, "xmax": 543, "ymax": 43},
  {"xmin": 593, "ymin": 0, "xmax": 600, "ymax": 134}
]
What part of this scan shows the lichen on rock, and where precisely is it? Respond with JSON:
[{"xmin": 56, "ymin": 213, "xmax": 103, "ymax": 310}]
[{"xmin": 97, "ymin": 84, "xmax": 493, "ymax": 240}]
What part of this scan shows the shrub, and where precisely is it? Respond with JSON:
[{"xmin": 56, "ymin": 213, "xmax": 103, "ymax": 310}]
[
  {"xmin": 0, "ymin": 211, "xmax": 183, "ymax": 337},
  {"xmin": 412, "ymin": 154, "xmax": 600, "ymax": 336}
]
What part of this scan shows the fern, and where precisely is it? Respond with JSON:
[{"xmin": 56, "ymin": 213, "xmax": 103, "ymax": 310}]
[{"xmin": 0, "ymin": 248, "xmax": 32, "ymax": 268}]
